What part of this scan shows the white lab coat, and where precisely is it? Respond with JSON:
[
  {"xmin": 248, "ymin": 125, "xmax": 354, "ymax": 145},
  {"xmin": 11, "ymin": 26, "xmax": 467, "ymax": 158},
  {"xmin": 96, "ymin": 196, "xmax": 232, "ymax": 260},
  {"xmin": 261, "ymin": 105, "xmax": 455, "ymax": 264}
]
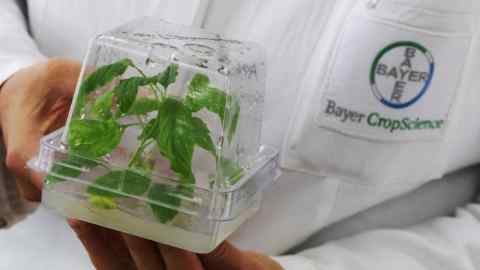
[{"xmin": 0, "ymin": 0, "xmax": 479, "ymax": 269}]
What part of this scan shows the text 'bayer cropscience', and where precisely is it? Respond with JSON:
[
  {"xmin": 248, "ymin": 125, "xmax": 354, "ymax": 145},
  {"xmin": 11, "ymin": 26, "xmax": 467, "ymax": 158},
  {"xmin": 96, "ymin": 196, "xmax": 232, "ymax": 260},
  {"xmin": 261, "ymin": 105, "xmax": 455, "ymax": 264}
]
[{"xmin": 324, "ymin": 99, "xmax": 444, "ymax": 133}]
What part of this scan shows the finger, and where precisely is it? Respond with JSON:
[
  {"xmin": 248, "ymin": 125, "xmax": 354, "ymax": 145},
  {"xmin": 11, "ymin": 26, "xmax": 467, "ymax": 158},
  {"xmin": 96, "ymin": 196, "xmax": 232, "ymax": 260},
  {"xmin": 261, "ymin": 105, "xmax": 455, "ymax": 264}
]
[
  {"xmin": 5, "ymin": 113, "xmax": 66, "ymax": 202},
  {"xmin": 158, "ymin": 244, "xmax": 203, "ymax": 270},
  {"xmin": 6, "ymin": 149, "xmax": 42, "ymax": 202},
  {"xmin": 49, "ymin": 96, "xmax": 71, "ymax": 115},
  {"xmin": 15, "ymin": 170, "xmax": 44, "ymax": 202},
  {"xmin": 199, "ymin": 242, "xmax": 249, "ymax": 270},
  {"xmin": 42, "ymin": 102, "xmax": 71, "ymax": 135},
  {"xmin": 99, "ymin": 228, "xmax": 137, "ymax": 269},
  {"xmin": 44, "ymin": 58, "xmax": 81, "ymax": 97},
  {"xmin": 243, "ymin": 251, "xmax": 284, "ymax": 270},
  {"xmin": 6, "ymin": 106, "xmax": 68, "ymax": 202},
  {"xmin": 14, "ymin": 176, "xmax": 41, "ymax": 202},
  {"xmin": 122, "ymin": 234, "xmax": 165, "ymax": 270},
  {"xmin": 4, "ymin": 94, "xmax": 70, "ymax": 198},
  {"xmin": 28, "ymin": 170, "xmax": 45, "ymax": 190},
  {"xmin": 69, "ymin": 219, "xmax": 135, "ymax": 270}
]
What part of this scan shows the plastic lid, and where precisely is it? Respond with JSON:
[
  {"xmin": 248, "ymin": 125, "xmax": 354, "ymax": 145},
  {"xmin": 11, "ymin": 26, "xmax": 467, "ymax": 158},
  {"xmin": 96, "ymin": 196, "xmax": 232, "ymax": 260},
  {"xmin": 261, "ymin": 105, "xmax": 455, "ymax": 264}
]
[{"xmin": 362, "ymin": 0, "xmax": 473, "ymax": 34}]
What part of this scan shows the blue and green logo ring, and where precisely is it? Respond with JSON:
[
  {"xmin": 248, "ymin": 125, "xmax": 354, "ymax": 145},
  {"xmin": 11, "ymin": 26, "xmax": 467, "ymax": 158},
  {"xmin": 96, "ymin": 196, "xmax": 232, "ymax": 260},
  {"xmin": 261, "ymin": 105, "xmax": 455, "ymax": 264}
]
[{"xmin": 370, "ymin": 41, "xmax": 435, "ymax": 109}]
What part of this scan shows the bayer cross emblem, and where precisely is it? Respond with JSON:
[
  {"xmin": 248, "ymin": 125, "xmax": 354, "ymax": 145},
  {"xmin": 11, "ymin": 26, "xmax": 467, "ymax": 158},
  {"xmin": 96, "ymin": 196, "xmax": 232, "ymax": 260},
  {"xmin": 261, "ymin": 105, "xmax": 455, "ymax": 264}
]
[{"xmin": 370, "ymin": 41, "xmax": 435, "ymax": 109}]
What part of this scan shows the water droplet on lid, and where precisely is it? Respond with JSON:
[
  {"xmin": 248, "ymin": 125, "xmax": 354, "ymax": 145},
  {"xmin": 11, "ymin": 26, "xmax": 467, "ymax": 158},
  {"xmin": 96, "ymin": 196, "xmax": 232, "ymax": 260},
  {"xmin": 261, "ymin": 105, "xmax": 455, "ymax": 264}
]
[
  {"xmin": 218, "ymin": 56, "xmax": 230, "ymax": 64},
  {"xmin": 145, "ymin": 57, "xmax": 159, "ymax": 68},
  {"xmin": 184, "ymin": 43, "xmax": 215, "ymax": 57},
  {"xmin": 218, "ymin": 65, "xmax": 230, "ymax": 75},
  {"xmin": 133, "ymin": 32, "xmax": 154, "ymax": 39},
  {"xmin": 197, "ymin": 59, "xmax": 209, "ymax": 68},
  {"xmin": 59, "ymin": 142, "xmax": 68, "ymax": 151},
  {"xmin": 152, "ymin": 42, "xmax": 178, "ymax": 51},
  {"xmin": 170, "ymin": 54, "xmax": 179, "ymax": 62}
]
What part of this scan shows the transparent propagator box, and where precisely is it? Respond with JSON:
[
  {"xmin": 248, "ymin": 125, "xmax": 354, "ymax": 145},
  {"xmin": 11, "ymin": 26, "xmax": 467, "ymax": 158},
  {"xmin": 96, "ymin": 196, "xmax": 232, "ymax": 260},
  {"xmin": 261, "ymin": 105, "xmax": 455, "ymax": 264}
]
[{"xmin": 28, "ymin": 18, "xmax": 279, "ymax": 253}]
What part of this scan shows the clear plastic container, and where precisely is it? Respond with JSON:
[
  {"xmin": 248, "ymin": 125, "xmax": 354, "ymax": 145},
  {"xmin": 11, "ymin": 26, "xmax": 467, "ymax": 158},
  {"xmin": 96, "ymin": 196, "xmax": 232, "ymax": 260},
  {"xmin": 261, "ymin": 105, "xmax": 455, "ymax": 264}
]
[{"xmin": 28, "ymin": 18, "xmax": 278, "ymax": 253}]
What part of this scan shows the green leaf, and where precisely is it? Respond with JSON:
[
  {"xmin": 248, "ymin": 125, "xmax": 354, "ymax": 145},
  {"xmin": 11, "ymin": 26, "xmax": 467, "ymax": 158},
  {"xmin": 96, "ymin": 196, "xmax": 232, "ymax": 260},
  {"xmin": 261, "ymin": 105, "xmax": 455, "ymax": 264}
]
[
  {"xmin": 148, "ymin": 183, "xmax": 181, "ymax": 223},
  {"xmin": 138, "ymin": 98, "xmax": 200, "ymax": 183},
  {"xmin": 115, "ymin": 77, "xmax": 154, "ymax": 114},
  {"xmin": 45, "ymin": 158, "xmax": 84, "ymax": 185},
  {"xmin": 45, "ymin": 154, "xmax": 100, "ymax": 186},
  {"xmin": 154, "ymin": 98, "xmax": 195, "ymax": 182},
  {"xmin": 140, "ymin": 98, "xmax": 215, "ymax": 183},
  {"xmin": 190, "ymin": 117, "xmax": 216, "ymax": 156},
  {"xmin": 138, "ymin": 118, "xmax": 159, "ymax": 141},
  {"xmin": 68, "ymin": 119, "xmax": 124, "ymax": 159},
  {"xmin": 74, "ymin": 59, "xmax": 132, "ymax": 117},
  {"xmin": 174, "ymin": 176, "xmax": 196, "ymax": 199},
  {"xmin": 87, "ymin": 170, "xmax": 151, "ymax": 209},
  {"xmin": 120, "ymin": 170, "xmax": 151, "ymax": 196},
  {"xmin": 128, "ymin": 142, "xmax": 154, "ymax": 172},
  {"xmin": 185, "ymin": 74, "xmax": 226, "ymax": 122},
  {"xmin": 185, "ymin": 74, "xmax": 240, "ymax": 144},
  {"xmin": 157, "ymin": 64, "xmax": 179, "ymax": 90},
  {"xmin": 80, "ymin": 59, "xmax": 133, "ymax": 95},
  {"xmin": 68, "ymin": 154, "xmax": 100, "ymax": 168},
  {"xmin": 87, "ymin": 170, "xmax": 151, "ymax": 197},
  {"xmin": 87, "ymin": 170, "xmax": 123, "ymax": 198},
  {"xmin": 89, "ymin": 196, "xmax": 117, "ymax": 210},
  {"xmin": 127, "ymin": 98, "xmax": 160, "ymax": 116},
  {"xmin": 91, "ymin": 91, "xmax": 114, "ymax": 119}
]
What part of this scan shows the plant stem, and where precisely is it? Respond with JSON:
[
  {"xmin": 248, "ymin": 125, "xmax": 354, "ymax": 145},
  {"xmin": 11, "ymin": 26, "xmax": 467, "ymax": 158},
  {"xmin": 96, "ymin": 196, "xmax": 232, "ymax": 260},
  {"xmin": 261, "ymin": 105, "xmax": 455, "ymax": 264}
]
[
  {"xmin": 128, "ymin": 139, "xmax": 153, "ymax": 168},
  {"xmin": 125, "ymin": 63, "xmax": 168, "ymax": 170},
  {"xmin": 120, "ymin": 122, "xmax": 143, "ymax": 128},
  {"xmin": 130, "ymin": 62, "xmax": 163, "ymax": 99},
  {"xmin": 136, "ymin": 116, "xmax": 146, "ymax": 129},
  {"xmin": 130, "ymin": 64, "xmax": 147, "ymax": 77}
]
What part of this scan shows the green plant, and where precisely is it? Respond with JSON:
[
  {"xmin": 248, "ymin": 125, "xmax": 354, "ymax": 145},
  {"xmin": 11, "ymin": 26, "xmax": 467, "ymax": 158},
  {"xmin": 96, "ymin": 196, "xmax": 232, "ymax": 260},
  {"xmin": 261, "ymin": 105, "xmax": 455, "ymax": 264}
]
[{"xmin": 47, "ymin": 59, "xmax": 243, "ymax": 223}]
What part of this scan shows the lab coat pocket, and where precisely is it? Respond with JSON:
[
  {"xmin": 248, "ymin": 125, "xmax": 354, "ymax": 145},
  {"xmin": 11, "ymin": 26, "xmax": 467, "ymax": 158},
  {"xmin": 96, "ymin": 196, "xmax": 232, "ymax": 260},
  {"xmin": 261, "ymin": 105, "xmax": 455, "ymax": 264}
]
[{"xmin": 282, "ymin": 0, "xmax": 473, "ymax": 185}]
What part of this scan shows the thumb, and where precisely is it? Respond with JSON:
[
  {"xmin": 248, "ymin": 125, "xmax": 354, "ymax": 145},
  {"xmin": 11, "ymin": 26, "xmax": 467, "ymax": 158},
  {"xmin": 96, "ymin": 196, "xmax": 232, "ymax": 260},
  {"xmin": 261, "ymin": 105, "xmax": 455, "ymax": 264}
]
[{"xmin": 5, "ymin": 130, "xmax": 43, "ymax": 201}]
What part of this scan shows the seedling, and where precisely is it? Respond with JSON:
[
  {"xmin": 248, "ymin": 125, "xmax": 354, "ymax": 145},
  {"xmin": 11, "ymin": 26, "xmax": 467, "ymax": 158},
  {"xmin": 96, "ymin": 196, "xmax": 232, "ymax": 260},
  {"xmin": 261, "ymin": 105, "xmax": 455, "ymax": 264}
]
[{"xmin": 46, "ymin": 59, "xmax": 241, "ymax": 223}]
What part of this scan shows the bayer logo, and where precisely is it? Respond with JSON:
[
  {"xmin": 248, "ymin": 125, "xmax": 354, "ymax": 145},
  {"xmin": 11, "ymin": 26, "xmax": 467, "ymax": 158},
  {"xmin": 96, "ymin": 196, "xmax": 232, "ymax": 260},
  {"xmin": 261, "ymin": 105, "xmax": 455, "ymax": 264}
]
[{"xmin": 370, "ymin": 41, "xmax": 434, "ymax": 109}]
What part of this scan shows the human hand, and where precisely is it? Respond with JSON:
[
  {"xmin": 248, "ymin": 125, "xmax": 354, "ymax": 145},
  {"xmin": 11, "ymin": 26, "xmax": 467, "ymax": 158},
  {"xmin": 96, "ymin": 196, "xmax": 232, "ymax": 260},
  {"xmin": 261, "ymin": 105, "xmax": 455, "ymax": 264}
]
[
  {"xmin": 0, "ymin": 59, "xmax": 283, "ymax": 270},
  {"xmin": 0, "ymin": 58, "xmax": 81, "ymax": 201},
  {"xmin": 70, "ymin": 220, "xmax": 284, "ymax": 270}
]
